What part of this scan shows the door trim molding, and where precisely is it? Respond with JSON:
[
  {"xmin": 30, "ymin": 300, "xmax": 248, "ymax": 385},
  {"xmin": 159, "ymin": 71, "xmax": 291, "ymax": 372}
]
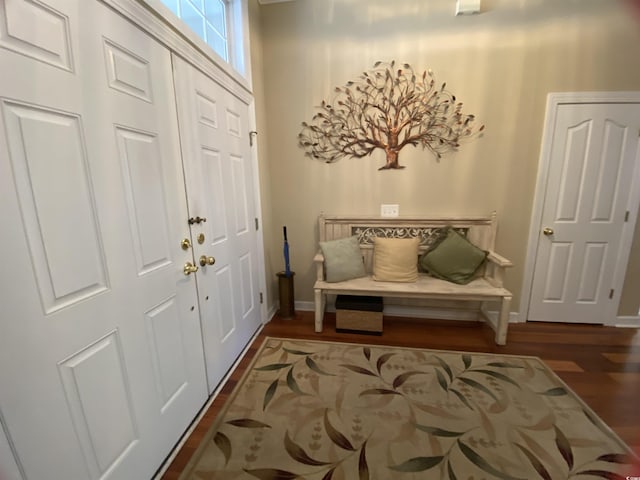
[
  {"xmin": 519, "ymin": 91, "xmax": 640, "ymax": 325},
  {"xmin": 248, "ymin": 99, "xmax": 269, "ymax": 325}
]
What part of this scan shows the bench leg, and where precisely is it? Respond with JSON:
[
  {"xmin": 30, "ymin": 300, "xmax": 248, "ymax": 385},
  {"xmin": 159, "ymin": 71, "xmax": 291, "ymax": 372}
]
[
  {"xmin": 495, "ymin": 295, "xmax": 511, "ymax": 346},
  {"xmin": 314, "ymin": 289, "xmax": 325, "ymax": 333}
]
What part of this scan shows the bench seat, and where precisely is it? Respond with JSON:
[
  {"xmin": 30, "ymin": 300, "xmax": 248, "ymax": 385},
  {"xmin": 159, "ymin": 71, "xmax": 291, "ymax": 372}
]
[{"xmin": 315, "ymin": 273, "xmax": 511, "ymax": 300}]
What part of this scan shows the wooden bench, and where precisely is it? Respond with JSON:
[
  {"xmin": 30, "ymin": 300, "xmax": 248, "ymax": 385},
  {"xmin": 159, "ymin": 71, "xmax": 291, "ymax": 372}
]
[{"xmin": 313, "ymin": 214, "xmax": 514, "ymax": 345}]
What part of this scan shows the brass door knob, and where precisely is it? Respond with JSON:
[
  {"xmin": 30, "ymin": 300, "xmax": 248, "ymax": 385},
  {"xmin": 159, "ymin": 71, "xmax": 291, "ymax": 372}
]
[
  {"xmin": 543, "ymin": 227, "xmax": 554, "ymax": 236},
  {"xmin": 199, "ymin": 255, "xmax": 216, "ymax": 267},
  {"xmin": 181, "ymin": 238, "xmax": 191, "ymax": 250},
  {"xmin": 183, "ymin": 262, "xmax": 199, "ymax": 275}
]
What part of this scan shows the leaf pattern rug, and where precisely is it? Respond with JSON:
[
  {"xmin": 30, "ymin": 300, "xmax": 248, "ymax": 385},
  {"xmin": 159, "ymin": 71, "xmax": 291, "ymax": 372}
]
[{"xmin": 180, "ymin": 338, "xmax": 635, "ymax": 479}]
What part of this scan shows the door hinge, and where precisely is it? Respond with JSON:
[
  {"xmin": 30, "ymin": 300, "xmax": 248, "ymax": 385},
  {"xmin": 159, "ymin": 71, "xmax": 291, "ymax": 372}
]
[
  {"xmin": 259, "ymin": 292, "xmax": 263, "ymax": 304},
  {"xmin": 255, "ymin": 218, "xmax": 259, "ymax": 231},
  {"xmin": 624, "ymin": 210, "xmax": 630, "ymax": 222},
  {"xmin": 609, "ymin": 289, "xmax": 614, "ymax": 299}
]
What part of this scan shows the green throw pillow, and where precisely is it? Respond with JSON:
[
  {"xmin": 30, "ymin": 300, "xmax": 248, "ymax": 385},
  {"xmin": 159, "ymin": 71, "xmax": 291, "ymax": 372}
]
[
  {"xmin": 419, "ymin": 229, "xmax": 487, "ymax": 284},
  {"xmin": 320, "ymin": 236, "xmax": 366, "ymax": 282}
]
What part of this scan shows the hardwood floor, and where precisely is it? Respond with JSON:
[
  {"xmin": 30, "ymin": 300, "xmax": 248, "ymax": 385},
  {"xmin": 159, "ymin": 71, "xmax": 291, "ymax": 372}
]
[{"xmin": 160, "ymin": 312, "xmax": 640, "ymax": 479}]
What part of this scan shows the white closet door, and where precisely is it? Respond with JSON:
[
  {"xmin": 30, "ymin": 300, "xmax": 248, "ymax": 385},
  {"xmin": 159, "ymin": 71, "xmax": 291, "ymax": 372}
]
[
  {"xmin": 173, "ymin": 55, "xmax": 263, "ymax": 392},
  {"xmin": 0, "ymin": 1, "xmax": 207, "ymax": 478},
  {"xmin": 0, "ymin": 422, "xmax": 21, "ymax": 480},
  {"xmin": 528, "ymin": 103, "xmax": 640, "ymax": 324}
]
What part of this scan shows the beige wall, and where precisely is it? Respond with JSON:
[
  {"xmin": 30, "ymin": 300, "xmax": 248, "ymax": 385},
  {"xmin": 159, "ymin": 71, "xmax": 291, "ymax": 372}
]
[
  {"xmin": 249, "ymin": 0, "xmax": 277, "ymax": 309},
  {"xmin": 250, "ymin": 0, "xmax": 640, "ymax": 318}
]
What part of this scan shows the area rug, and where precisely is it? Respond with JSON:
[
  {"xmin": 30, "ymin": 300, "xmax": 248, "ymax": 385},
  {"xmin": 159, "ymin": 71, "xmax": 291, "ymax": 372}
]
[{"xmin": 181, "ymin": 338, "xmax": 635, "ymax": 479}]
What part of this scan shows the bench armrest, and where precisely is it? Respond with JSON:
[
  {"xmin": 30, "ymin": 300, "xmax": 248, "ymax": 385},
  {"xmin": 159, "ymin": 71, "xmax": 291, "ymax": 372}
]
[
  {"xmin": 314, "ymin": 251, "xmax": 325, "ymax": 281},
  {"xmin": 486, "ymin": 251, "xmax": 513, "ymax": 268},
  {"xmin": 484, "ymin": 251, "xmax": 513, "ymax": 287}
]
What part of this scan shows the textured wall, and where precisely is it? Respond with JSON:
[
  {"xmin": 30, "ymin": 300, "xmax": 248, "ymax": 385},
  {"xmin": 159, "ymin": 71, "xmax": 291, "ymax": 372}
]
[{"xmin": 250, "ymin": 0, "xmax": 640, "ymax": 318}]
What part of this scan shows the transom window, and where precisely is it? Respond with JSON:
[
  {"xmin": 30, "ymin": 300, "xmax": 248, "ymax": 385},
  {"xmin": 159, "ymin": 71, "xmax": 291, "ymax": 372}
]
[{"xmin": 160, "ymin": 0, "xmax": 229, "ymax": 61}]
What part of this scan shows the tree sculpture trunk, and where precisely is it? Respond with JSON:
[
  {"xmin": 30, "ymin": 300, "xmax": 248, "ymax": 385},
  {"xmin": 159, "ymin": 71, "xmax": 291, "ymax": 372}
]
[
  {"xmin": 380, "ymin": 131, "xmax": 404, "ymax": 170},
  {"xmin": 379, "ymin": 149, "xmax": 402, "ymax": 170}
]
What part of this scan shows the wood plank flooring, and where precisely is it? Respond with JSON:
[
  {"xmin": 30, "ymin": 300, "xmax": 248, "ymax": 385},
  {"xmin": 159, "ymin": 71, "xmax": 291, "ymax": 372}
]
[{"xmin": 160, "ymin": 312, "xmax": 640, "ymax": 479}]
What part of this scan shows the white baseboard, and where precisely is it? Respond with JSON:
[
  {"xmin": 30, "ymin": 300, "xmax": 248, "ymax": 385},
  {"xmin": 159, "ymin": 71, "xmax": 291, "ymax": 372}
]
[
  {"xmin": 295, "ymin": 300, "xmax": 315, "ymax": 312},
  {"xmin": 615, "ymin": 315, "xmax": 640, "ymax": 328},
  {"xmin": 294, "ymin": 300, "xmax": 520, "ymax": 324},
  {"xmin": 265, "ymin": 304, "xmax": 278, "ymax": 323}
]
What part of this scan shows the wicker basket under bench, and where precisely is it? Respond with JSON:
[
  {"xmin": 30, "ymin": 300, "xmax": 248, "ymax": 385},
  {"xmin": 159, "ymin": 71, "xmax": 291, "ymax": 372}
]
[{"xmin": 313, "ymin": 213, "xmax": 514, "ymax": 345}]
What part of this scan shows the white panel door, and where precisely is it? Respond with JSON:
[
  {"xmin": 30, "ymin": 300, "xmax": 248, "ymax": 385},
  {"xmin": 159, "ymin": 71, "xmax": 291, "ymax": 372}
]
[
  {"xmin": 0, "ymin": 1, "xmax": 207, "ymax": 478},
  {"xmin": 0, "ymin": 420, "xmax": 21, "ymax": 480},
  {"xmin": 529, "ymin": 103, "xmax": 640, "ymax": 323},
  {"xmin": 173, "ymin": 55, "xmax": 262, "ymax": 391}
]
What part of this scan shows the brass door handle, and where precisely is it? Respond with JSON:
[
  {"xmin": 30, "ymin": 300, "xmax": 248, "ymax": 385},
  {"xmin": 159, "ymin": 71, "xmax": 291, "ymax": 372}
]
[
  {"xmin": 199, "ymin": 255, "xmax": 216, "ymax": 267},
  {"xmin": 543, "ymin": 227, "xmax": 554, "ymax": 236},
  {"xmin": 183, "ymin": 262, "xmax": 199, "ymax": 275}
]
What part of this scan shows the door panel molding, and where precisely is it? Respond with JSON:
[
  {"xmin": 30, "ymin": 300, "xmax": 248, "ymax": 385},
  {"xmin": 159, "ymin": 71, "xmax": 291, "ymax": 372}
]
[
  {"xmin": 172, "ymin": 55, "xmax": 262, "ymax": 392},
  {"xmin": 102, "ymin": 0, "xmax": 253, "ymax": 102},
  {"xmin": 520, "ymin": 92, "xmax": 640, "ymax": 325},
  {"xmin": 0, "ymin": 1, "xmax": 208, "ymax": 477}
]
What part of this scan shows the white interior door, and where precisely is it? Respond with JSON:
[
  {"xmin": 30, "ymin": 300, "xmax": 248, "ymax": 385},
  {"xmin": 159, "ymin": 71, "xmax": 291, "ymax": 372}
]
[
  {"xmin": 173, "ymin": 55, "xmax": 263, "ymax": 392},
  {"xmin": 0, "ymin": 421, "xmax": 21, "ymax": 480},
  {"xmin": 529, "ymin": 102, "xmax": 640, "ymax": 324},
  {"xmin": 0, "ymin": 1, "xmax": 207, "ymax": 478}
]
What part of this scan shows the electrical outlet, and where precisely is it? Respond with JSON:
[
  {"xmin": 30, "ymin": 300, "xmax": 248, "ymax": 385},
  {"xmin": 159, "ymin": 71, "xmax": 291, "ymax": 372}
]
[{"xmin": 381, "ymin": 204, "xmax": 399, "ymax": 217}]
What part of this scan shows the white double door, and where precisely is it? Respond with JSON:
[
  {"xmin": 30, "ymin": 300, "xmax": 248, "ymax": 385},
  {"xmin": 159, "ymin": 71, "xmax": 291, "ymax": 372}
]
[
  {"xmin": 0, "ymin": 0, "xmax": 261, "ymax": 478},
  {"xmin": 173, "ymin": 56, "xmax": 263, "ymax": 392}
]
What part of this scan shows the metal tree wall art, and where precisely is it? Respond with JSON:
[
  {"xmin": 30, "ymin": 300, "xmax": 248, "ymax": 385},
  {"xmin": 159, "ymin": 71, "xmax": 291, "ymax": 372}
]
[{"xmin": 298, "ymin": 61, "xmax": 484, "ymax": 170}]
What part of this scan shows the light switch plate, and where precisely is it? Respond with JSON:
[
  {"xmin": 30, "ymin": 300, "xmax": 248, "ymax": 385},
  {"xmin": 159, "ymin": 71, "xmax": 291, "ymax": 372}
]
[
  {"xmin": 456, "ymin": 0, "xmax": 481, "ymax": 15},
  {"xmin": 381, "ymin": 204, "xmax": 399, "ymax": 217}
]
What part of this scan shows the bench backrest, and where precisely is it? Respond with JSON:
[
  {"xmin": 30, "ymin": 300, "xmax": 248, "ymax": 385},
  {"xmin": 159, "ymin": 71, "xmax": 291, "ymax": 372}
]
[{"xmin": 318, "ymin": 213, "xmax": 498, "ymax": 273}]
